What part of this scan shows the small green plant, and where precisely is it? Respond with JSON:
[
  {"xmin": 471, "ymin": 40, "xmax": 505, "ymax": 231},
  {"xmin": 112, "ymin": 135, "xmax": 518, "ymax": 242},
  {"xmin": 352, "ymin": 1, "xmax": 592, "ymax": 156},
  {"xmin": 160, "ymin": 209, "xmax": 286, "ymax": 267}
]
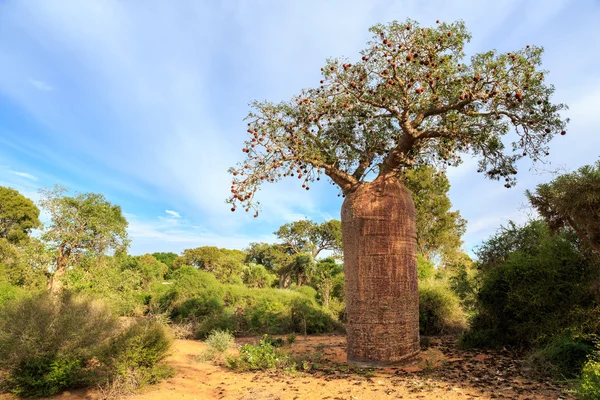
[
  {"xmin": 226, "ymin": 336, "xmax": 295, "ymax": 371},
  {"xmin": 263, "ymin": 335, "xmax": 284, "ymax": 347},
  {"xmin": 292, "ymin": 349, "xmax": 324, "ymax": 372},
  {"xmin": 577, "ymin": 359, "xmax": 600, "ymax": 400},
  {"xmin": 206, "ymin": 329, "xmax": 235, "ymax": 353},
  {"xmin": 199, "ymin": 329, "xmax": 235, "ymax": 362},
  {"xmin": 286, "ymin": 333, "xmax": 297, "ymax": 345}
]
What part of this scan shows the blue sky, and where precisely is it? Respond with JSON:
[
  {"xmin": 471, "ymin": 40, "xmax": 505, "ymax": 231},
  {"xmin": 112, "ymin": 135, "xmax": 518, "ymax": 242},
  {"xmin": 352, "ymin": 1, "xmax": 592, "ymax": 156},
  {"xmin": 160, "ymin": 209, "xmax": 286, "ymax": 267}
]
[{"xmin": 1, "ymin": 0, "xmax": 599, "ymax": 256}]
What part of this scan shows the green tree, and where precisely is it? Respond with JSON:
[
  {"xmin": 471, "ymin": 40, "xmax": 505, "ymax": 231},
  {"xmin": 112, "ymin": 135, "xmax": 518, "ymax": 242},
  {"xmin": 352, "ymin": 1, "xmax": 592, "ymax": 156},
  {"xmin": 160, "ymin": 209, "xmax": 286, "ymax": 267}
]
[
  {"xmin": 273, "ymin": 219, "xmax": 342, "ymax": 287},
  {"xmin": 152, "ymin": 252, "xmax": 178, "ymax": 269},
  {"xmin": 0, "ymin": 187, "xmax": 41, "ymax": 244},
  {"xmin": 402, "ymin": 166, "xmax": 466, "ymax": 263},
  {"xmin": 0, "ymin": 238, "xmax": 51, "ymax": 290},
  {"xmin": 120, "ymin": 254, "xmax": 168, "ymax": 287},
  {"xmin": 242, "ymin": 263, "xmax": 278, "ymax": 288},
  {"xmin": 228, "ymin": 19, "xmax": 568, "ymax": 364},
  {"xmin": 275, "ymin": 219, "xmax": 343, "ymax": 258},
  {"xmin": 177, "ymin": 246, "xmax": 245, "ymax": 284},
  {"xmin": 39, "ymin": 186, "xmax": 129, "ymax": 294},
  {"xmin": 527, "ymin": 160, "xmax": 600, "ymax": 254},
  {"xmin": 310, "ymin": 257, "xmax": 343, "ymax": 307},
  {"xmin": 245, "ymin": 242, "xmax": 294, "ymax": 287}
]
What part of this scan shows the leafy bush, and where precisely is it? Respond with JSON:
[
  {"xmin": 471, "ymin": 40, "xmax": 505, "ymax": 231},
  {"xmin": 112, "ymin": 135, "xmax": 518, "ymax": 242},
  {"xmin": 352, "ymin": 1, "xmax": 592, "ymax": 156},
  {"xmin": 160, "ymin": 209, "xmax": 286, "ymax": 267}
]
[
  {"xmin": 465, "ymin": 221, "xmax": 599, "ymax": 349},
  {"xmin": 419, "ymin": 280, "xmax": 467, "ymax": 335},
  {"xmin": 291, "ymin": 298, "xmax": 341, "ymax": 335},
  {"xmin": 242, "ymin": 263, "xmax": 277, "ymax": 288},
  {"xmin": 153, "ymin": 266, "xmax": 223, "ymax": 318},
  {"xmin": 0, "ymin": 293, "xmax": 117, "ymax": 397},
  {"xmin": 100, "ymin": 319, "xmax": 173, "ymax": 393},
  {"xmin": 578, "ymin": 359, "xmax": 600, "ymax": 400},
  {"xmin": 205, "ymin": 330, "xmax": 235, "ymax": 353},
  {"xmin": 66, "ymin": 256, "xmax": 148, "ymax": 316},
  {"xmin": 0, "ymin": 282, "xmax": 29, "ymax": 306},
  {"xmin": 226, "ymin": 337, "xmax": 294, "ymax": 371},
  {"xmin": 170, "ymin": 321, "xmax": 195, "ymax": 339},
  {"xmin": 286, "ymin": 333, "xmax": 297, "ymax": 345},
  {"xmin": 296, "ymin": 285, "xmax": 318, "ymax": 299},
  {"xmin": 526, "ymin": 337, "xmax": 595, "ymax": 379},
  {"xmin": 195, "ymin": 310, "xmax": 237, "ymax": 339},
  {"xmin": 417, "ymin": 254, "xmax": 435, "ymax": 280}
]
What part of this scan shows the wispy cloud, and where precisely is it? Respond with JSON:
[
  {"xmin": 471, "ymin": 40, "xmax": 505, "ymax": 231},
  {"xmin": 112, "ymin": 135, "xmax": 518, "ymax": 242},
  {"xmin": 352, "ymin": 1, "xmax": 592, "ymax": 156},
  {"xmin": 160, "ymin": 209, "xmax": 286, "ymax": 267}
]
[
  {"xmin": 165, "ymin": 209, "xmax": 181, "ymax": 218},
  {"xmin": 10, "ymin": 170, "xmax": 38, "ymax": 181},
  {"xmin": 28, "ymin": 78, "xmax": 53, "ymax": 91}
]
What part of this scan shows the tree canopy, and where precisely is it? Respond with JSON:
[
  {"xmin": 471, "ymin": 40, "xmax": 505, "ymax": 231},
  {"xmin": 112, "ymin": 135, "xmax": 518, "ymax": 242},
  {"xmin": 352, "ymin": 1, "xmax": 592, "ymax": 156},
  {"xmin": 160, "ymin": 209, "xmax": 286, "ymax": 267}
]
[
  {"xmin": 40, "ymin": 186, "xmax": 130, "ymax": 259},
  {"xmin": 274, "ymin": 219, "xmax": 342, "ymax": 258},
  {"xmin": 402, "ymin": 166, "xmax": 466, "ymax": 262},
  {"xmin": 526, "ymin": 160, "xmax": 600, "ymax": 254},
  {"xmin": 39, "ymin": 186, "xmax": 129, "ymax": 293},
  {"xmin": 0, "ymin": 187, "xmax": 41, "ymax": 244},
  {"xmin": 228, "ymin": 19, "xmax": 568, "ymax": 214},
  {"xmin": 176, "ymin": 246, "xmax": 246, "ymax": 283}
]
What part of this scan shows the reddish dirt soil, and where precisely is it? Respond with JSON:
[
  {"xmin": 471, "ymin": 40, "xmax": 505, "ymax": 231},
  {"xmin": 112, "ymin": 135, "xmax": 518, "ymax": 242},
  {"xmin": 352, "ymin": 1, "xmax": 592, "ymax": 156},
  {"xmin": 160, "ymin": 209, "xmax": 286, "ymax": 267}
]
[{"xmin": 0, "ymin": 335, "xmax": 574, "ymax": 399}]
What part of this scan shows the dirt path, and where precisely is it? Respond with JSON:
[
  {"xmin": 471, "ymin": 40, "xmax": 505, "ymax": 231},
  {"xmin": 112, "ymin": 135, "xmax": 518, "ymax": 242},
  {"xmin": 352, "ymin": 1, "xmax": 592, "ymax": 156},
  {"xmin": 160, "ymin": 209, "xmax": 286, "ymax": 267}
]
[{"xmin": 1, "ymin": 335, "xmax": 574, "ymax": 399}]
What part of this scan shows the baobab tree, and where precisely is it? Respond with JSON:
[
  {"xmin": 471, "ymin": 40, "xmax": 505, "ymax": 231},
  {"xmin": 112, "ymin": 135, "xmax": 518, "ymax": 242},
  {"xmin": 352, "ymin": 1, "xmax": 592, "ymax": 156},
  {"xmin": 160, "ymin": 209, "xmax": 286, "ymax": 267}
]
[{"xmin": 228, "ymin": 19, "xmax": 568, "ymax": 366}]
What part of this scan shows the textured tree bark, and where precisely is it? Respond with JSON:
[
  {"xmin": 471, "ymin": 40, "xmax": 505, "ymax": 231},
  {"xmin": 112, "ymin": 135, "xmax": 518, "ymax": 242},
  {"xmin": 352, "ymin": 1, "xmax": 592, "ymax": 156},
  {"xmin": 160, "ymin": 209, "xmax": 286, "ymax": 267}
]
[
  {"xmin": 279, "ymin": 272, "xmax": 291, "ymax": 289},
  {"xmin": 341, "ymin": 174, "xmax": 420, "ymax": 366},
  {"xmin": 48, "ymin": 254, "xmax": 67, "ymax": 295}
]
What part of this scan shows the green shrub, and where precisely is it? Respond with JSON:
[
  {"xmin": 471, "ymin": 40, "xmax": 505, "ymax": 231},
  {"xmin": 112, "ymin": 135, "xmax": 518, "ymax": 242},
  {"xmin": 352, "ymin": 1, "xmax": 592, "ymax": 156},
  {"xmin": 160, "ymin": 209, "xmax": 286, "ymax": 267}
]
[
  {"xmin": 419, "ymin": 280, "xmax": 467, "ymax": 336},
  {"xmin": 66, "ymin": 256, "xmax": 148, "ymax": 317},
  {"xmin": 578, "ymin": 359, "xmax": 600, "ymax": 400},
  {"xmin": 226, "ymin": 337, "xmax": 294, "ymax": 371},
  {"xmin": 296, "ymin": 285, "xmax": 317, "ymax": 299},
  {"xmin": 526, "ymin": 337, "xmax": 595, "ymax": 379},
  {"xmin": 0, "ymin": 293, "xmax": 118, "ymax": 397},
  {"xmin": 195, "ymin": 310, "xmax": 237, "ymax": 339},
  {"xmin": 198, "ymin": 330, "xmax": 235, "ymax": 362},
  {"xmin": 8, "ymin": 356, "xmax": 84, "ymax": 398},
  {"xmin": 0, "ymin": 282, "xmax": 29, "ymax": 306},
  {"xmin": 291, "ymin": 298, "xmax": 341, "ymax": 335},
  {"xmin": 417, "ymin": 254, "xmax": 435, "ymax": 280},
  {"xmin": 205, "ymin": 330, "xmax": 235, "ymax": 353},
  {"xmin": 100, "ymin": 319, "xmax": 173, "ymax": 391},
  {"xmin": 154, "ymin": 272, "xmax": 340, "ymax": 338},
  {"xmin": 154, "ymin": 266, "xmax": 223, "ymax": 318},
  {"xmin": 248, "ymin": 298, "xmax": 293, "ymax": 334},
  {"xmin": 467, "ymin": 221, "xmax": 598, "ymax": 349},
  {"xmin": 242, "ymin": 264, "xmax": 277, "ymax": 288},
  {"xmin": 262, "ymin": 335, "xmax": 284, "ymax": 347},
  {"xmin": 286, "ymin": 333, "xmax": 297, "ymax": 345},
  {"xmin": 177, "ymin": 295, "xmax": 224, "ymax": 320}
]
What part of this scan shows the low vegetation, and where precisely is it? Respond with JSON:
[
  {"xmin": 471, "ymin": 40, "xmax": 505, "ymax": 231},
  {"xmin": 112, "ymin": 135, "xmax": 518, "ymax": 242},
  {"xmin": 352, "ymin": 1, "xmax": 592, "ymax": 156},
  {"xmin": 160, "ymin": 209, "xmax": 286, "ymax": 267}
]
[{"xmin": 1, "ymin": 159, "xmax": 599, "ymax": 397}]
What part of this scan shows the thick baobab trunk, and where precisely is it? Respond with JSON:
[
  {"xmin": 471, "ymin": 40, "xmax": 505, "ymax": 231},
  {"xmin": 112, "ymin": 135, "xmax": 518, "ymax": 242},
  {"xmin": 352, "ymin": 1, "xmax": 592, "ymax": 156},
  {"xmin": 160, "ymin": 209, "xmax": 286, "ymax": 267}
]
[{"xmin": 341, "ymin": 175, "xmax": 420, "ymax": 366}]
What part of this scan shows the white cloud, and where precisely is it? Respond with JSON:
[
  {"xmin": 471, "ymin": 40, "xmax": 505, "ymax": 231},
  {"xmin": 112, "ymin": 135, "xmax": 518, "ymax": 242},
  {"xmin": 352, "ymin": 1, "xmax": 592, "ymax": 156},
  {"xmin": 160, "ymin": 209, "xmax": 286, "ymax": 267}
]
[
  {"xmin": 165, "ymin": 209, "xmax": 181, "ymax": 218},
  {"xmin": 10, "ymin": 170, "xmax": 38, "ymax": 181},
  {"xmin": 28, "ymin": 78, "xmax": 53, "ymax": 91}
]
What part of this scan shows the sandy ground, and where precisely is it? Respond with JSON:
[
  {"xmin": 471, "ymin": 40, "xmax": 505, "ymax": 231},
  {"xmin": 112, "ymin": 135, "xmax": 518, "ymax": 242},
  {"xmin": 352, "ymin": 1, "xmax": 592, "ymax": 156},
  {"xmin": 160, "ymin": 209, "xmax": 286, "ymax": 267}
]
[{"xmin": 1, "ymin": 335, "xmax": 574, "ymax": 400}]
